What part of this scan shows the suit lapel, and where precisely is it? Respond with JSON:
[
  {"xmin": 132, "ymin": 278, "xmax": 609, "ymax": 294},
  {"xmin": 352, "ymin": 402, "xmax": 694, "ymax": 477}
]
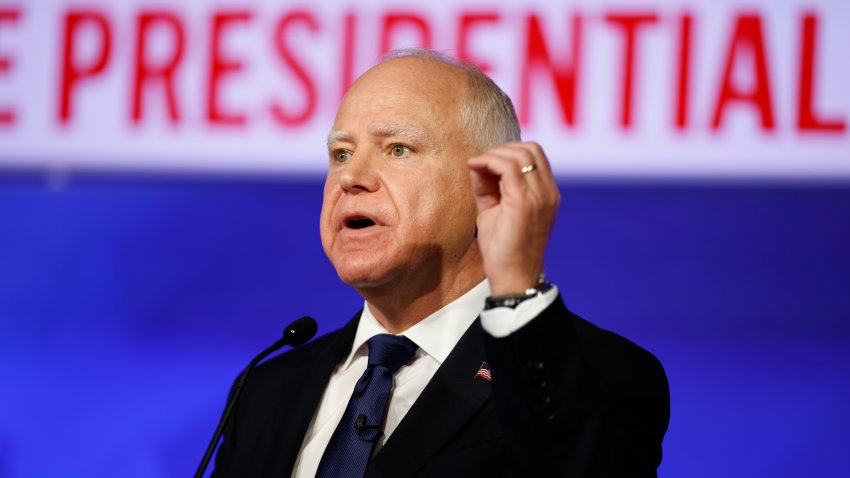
[
  {"xmin": 367, "ymin": 319, "xmax": 492, "ymax": 477},
  {"xmin": 271, "ymin": 312, "xmax": 361, "ymax": 475}
]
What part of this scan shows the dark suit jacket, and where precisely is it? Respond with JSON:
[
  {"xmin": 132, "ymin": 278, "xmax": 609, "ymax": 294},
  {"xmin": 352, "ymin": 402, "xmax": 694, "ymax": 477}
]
[{"xmin": 212, "ymin": 296, "xmax": 669, "ymax": 477}]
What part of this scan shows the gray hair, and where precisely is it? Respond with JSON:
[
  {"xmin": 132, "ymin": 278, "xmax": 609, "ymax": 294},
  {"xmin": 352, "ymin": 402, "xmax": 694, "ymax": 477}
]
[{"xmin": 382, "ymin": 48, "xmax": 521, "ymax": 154}]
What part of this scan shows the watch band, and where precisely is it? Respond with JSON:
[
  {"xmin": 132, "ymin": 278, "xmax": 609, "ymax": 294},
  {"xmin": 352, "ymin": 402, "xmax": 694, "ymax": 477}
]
[{"xmin": 484, "ymin": 274, "xmax": 553, "ymax": 310}]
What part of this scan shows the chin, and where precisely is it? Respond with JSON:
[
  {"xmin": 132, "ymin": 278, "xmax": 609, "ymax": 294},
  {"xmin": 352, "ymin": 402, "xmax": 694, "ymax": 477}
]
[
  {"xmin": 331, "ymin": 255, "xmax": 394, "ymax": 289},
  {"xmin": 336, "ymin": 270, "xmax": 394, "ymax": 290}
]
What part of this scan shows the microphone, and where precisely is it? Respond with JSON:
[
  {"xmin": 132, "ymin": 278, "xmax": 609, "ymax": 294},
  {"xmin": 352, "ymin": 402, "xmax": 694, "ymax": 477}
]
[
  {"xmin": 194, "ymin": 316, "xmax": 318, "ymax": 478},
  {"xmin": 354, "ymin": 414, "xmax": 382, "ymax": 442}
]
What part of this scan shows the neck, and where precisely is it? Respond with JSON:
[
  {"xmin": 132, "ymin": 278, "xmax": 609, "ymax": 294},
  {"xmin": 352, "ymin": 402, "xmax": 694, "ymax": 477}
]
[{"xmin": 357, "ymin": 250, "xmax": 485, "ymax": 334}]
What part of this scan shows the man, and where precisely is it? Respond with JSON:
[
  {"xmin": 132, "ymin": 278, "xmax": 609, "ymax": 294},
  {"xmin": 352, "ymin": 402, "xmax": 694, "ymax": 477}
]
[{"xmin": 212, "ymin": 49, "xmax": 669, "ymax": 477}]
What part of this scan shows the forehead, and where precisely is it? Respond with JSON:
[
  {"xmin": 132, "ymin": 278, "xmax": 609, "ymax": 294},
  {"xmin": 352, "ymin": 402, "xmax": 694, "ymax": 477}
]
[{"xmin": 331, "ymin": 57, "xmax": 468, "ymax": 138}]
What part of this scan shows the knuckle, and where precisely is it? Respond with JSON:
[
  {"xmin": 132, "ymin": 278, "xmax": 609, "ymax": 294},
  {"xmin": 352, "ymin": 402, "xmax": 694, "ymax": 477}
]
[
  {"xmin": 506, "ymin": 154, "xmax": 523, "ymax": 167},
  {"xmin": 526, "ymin": 141, "xmax": 544, "ymax": 156}
]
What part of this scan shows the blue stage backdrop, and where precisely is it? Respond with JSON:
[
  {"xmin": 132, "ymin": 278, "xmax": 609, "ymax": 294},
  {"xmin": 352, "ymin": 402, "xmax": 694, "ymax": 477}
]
[{"xmin": 1, "ymin": 172, "xmax": 848, "ymax": 477}]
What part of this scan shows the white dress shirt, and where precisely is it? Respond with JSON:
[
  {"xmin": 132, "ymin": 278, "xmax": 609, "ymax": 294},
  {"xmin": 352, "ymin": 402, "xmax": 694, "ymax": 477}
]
[{"xmin": 291, "ymin": 280, "xmax": 559, "ymax": 477}]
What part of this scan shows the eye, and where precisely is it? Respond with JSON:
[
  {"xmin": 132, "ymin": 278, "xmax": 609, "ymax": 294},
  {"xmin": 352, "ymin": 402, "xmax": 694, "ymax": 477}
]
[
  {"xmin": 389, "ymin": 144, "xmax": 411, "ymax": 158},
  {"xmin": 332, "ymin": 149, "xmax": 352, "ymax": 163}
]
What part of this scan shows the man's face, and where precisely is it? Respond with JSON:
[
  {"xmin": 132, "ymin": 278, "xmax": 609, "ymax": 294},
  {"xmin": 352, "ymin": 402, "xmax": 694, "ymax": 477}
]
[{"xmin": 320, "ymin": 57, "xmax": 480, "ymax": 290}]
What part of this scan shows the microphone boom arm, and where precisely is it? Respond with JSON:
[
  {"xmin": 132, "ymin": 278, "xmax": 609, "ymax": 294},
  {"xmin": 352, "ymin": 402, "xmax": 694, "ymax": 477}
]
[{"xmin": 193, "ymin": 316, "xmax": 318, "ymax": 478}]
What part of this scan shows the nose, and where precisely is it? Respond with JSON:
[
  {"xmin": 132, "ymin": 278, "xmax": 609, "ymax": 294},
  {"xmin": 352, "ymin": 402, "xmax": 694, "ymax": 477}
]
[{"xmin": 338, "ymin": 152, "xmax": 379, "ymax": 193}]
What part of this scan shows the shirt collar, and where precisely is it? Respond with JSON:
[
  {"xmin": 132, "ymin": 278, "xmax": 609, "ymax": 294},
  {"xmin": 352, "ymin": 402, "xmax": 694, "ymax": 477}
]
[{"xmin": 342, "ymin": 280, "xmax": 490, "ymax": 370}]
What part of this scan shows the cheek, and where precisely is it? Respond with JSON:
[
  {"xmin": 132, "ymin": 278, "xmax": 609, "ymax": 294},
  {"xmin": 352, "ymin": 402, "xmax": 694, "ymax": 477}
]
[
  {"xmin": 441, "ymin": 168, "xmax": 476, "ymax": 209},
  {"xmin": 410, "ymin": 172, "xmax": 475, "ymax": 229},
  {"xmin": 443, "ymin": 173, "xmax": 478, "ymax": 232},
  {"xmin": 319, "ymin": 181, "xmax": 339, "ymax": 249},
  {"xmin": 319, "ymin": 207, "xmax": 331, "ymax": 250}
]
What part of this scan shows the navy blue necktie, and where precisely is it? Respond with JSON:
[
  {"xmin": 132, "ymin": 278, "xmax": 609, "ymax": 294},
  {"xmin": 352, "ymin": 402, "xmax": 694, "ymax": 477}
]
[{"xmin": 315, "ymin": 334, "xmax": 418, "ymax": 478}]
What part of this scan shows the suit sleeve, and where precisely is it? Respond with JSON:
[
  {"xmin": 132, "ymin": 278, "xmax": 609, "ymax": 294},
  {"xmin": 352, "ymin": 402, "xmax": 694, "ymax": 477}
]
[{"xmin": 482, "ymin": 295, "xmax": 670, "ymax": 476}]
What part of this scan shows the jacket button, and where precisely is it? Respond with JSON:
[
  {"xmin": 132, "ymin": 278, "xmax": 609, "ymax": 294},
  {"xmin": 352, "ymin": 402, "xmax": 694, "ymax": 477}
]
[
  {"xmin": 536, "ymin": 394, "xmax": 551, "ymax": 408},
  {"xmin": 545, "ymin": 411, "xmax": 556, "ymax": 421},
  {"xmin": 527, "ymin": 360, "xmax": 544, "ymax": 371}
]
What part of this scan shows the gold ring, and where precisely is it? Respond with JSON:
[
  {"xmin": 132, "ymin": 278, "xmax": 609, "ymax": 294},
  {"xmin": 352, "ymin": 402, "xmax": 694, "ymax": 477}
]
[{"xmin": 520, "ymin": 164, "xmax": 537, "ymax": 174}]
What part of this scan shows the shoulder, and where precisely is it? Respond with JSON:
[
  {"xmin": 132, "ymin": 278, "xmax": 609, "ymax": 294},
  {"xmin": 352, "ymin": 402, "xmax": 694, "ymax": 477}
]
[
  {"xmin": 528, "ymin": 295, "xmax": 668, "ymax": 394},
  {"xmin": 502, "ymin": 295, "xmax": 669, "ymax": 424},
  {"xmin": 241, "ymin": 315, "xmax": 359, "ymax": 399},
  {"xmin": 571, "ymin": 312, "xmax": 670, "ymax": 433},
  {"xmin": 573, "ymin": 315, "xmax": 667, "ymax": 391},
  {"xmin": 261, "ymin": 328, "xmax": 343, "ymax": 370},
  {"xmin": 504, "ymin": 296, "xmax": 667, "ymax": 388},
  {"xmin": 249, "ymin": 327, "xmax": 346, "ymax": 381}
]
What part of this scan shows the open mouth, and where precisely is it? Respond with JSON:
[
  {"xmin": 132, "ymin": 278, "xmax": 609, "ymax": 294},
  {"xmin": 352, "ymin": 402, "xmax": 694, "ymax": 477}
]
[{"xmin": 345, "ymin": 217, "xmax": 376, "ymax": 229}]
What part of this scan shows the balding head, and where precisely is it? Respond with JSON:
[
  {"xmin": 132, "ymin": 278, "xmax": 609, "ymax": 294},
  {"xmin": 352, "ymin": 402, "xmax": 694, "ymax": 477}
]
[{"xmin": 377, "ymin": 49, "xmax": 521, "ymax": 155}]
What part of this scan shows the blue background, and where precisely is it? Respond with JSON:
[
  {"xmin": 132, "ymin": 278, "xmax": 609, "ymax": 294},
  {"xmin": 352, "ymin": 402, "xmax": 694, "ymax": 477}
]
[{"xmin": 1, "ymin": 171, "xmax": 849, "ymax": 477}]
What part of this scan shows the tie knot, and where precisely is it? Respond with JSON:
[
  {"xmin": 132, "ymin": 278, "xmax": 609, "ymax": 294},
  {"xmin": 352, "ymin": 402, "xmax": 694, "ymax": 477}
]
[{"xmin": 367, "ymin": 334, "xmax": 417, "ymax": 374}]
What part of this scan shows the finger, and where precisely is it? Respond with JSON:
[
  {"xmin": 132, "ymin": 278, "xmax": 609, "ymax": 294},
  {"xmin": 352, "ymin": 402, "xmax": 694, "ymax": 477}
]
[
  {"xmin": 487, "ymin": 144, "xmax": 547, "ymax": 190},
  {"xmin": 502, "ymin": 141, "xmax": 560, "ymax": 204},
  {"xmin": 467, "ymin": 153, "xmax": 529, "ymax": 202},
  {"xmin": 504, "ymin": 142, "xmax": 557, "ymax": 191},
  {"xmin": 467, "ymin": 164, "xmax": 501, "ymax": 211},
  {"xmin": 477, "ymin": 145, "xmax": 553, "ymax": 207}
]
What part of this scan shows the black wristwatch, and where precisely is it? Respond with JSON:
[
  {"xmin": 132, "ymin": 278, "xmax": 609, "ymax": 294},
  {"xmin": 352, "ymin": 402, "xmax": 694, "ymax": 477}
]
[{"xmin": 484, "ymin": 275, "xmax": 553, "ymax": 310}]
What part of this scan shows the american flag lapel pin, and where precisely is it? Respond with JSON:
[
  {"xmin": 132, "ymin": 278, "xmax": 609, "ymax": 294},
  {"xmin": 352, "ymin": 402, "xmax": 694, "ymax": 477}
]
[{"xmin": 474, "ymin": 362, "xmax": 492, "ymax": 381}]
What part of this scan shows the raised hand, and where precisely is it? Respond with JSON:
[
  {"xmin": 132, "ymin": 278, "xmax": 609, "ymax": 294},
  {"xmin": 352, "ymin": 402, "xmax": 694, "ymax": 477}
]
[{"xmin": 467, "ymin": 142, "xmax": 561, "ymax": 296}]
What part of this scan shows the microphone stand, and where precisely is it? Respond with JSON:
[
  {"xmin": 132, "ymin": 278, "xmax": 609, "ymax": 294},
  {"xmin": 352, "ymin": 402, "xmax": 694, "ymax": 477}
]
[{"xmin": 194, "ymin": 316, "xmax": 317, "ymax": 478}]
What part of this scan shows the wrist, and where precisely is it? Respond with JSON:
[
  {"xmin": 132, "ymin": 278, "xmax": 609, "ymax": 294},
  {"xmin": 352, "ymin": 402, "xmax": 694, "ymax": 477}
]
[
  {"xmin": 485, "ymin": 274, "xmax": 552, "ymax": 310},
  {"xmin": 488, "ymin": 270, "xmax": 543, "ymax": 297}
]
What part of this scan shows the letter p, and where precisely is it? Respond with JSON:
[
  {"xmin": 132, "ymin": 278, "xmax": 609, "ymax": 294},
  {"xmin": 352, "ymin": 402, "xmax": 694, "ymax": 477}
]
[{"xmin": 59, "ymin": 10, "xmax": 111, "ymax": 123}]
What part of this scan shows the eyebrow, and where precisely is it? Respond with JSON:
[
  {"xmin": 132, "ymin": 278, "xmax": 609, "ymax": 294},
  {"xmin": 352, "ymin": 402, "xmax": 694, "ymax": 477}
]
[
  {"xmin": 326, "ymin": 123, "xmax": 435, "ymax": 149},
  {"xmin": 326, "ymin": 130, "xmax": 352, "ymax": 147}
]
